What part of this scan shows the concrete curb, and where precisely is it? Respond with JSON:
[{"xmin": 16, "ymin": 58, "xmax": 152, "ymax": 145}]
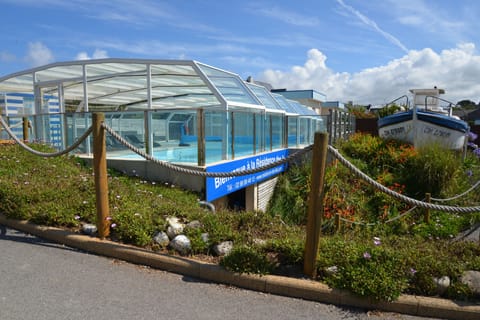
[{"xmin": 1, "ymin": 215, "xmax": 479, "ymax": 320}]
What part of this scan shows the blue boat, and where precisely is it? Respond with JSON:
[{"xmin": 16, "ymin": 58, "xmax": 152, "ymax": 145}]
[{"xmin": 378, "ymin": 88, "xmax": 470, "ymax": 150}]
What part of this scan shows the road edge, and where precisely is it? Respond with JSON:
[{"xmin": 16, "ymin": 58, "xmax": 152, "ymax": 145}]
[{"xmin": 1, "ymin": 215, "xmax": 479, "ymax": 320}]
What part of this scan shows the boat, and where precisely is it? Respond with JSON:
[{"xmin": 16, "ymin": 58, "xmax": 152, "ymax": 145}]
[{"xmin": 377, "ymin": 88, "xmax": 470, "ymax": 150}]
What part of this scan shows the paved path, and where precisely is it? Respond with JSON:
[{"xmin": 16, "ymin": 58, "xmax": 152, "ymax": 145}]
[{"xmin": 0, "ymin": 227, "xmax": 440, "ymax": 320}]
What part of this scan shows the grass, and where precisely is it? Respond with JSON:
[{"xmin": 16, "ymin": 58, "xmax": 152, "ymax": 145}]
[{"xmin": 1, "ymin": 137, "xmax": 480, "ymax": 302}]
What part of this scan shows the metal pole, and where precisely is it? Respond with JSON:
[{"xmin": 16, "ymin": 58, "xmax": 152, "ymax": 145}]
[
  {"xmin": 304, "ymin": 132, "xmax": 329, "ymax": 278},
  {"xmin": 92, "ymin": 113, "xmax": 110, "ymax": 239}
]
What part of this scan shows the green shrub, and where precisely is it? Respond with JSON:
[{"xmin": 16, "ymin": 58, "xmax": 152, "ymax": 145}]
[
  {"xmin": 220, "ymin": 246, "xmax": 274, "ymax": 275},
  {"xmin": 401, "ymin": 143, "xmax": 462, "ymax": 197},
  {"xmin": 267, "ymin": 163, "xmax": 311, "ymax": 224},
  {"xmin": 317, "ymin": 237, "xmax": 410, "ymax": 301}
]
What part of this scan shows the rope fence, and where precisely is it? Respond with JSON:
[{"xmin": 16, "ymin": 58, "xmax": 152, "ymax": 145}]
[{"xmin": 1, "ymin": 114, "xmax": 479, "ymax": 217}]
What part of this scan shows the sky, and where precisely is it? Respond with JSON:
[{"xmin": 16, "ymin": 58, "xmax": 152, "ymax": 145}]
[{"xmin": 1, "ymin": 0, "xmax": 480, "ymax": 106}]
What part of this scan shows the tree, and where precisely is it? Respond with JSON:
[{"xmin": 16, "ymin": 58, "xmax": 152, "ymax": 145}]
[{"xmin": 456, "ymin": 99, "xmax": 478, "ymax": 110}]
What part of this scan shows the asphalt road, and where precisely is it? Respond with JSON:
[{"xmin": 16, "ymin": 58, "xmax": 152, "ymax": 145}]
[{"xmin": 0, "ymin": 227, "xmax": 440, "ymax": 320}]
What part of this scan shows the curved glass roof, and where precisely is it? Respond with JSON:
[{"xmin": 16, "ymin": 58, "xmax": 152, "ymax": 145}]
[
  {"xmin": 0, "ymin": 58, "xmax": 316, "ymax": 117},
  {"xmin": 0, "ymin": 59, "xmax": 263, "ymax": 114}
]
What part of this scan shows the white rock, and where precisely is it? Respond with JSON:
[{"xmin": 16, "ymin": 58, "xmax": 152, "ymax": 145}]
[
  {"xmin": 169, "ymin": 235, "xmax": 191, "ymax": 255},
  {"xmin": 82, "ymin": 224, "xmax": 97, "ymax": 236},
  {"xmin": 201, "ymin": 233, "xmax": 209, "ymax": 243},
  {"xmin": 166, "ymin": 217, "xmax": 185, "ymax": 239},
  {"xmin": 460, "ymin": 270, "xmax": 480, "ymax": 296},
  {"xmin": 433, "ymin": 276, "xmax": 450, "ymax": 295},
  {"xmin": 186, "ymin": 220, "xmax": 202, "ymax": 230},
  {"xmin": 153, "ymin": 231, "xmax": 170, "ymax": 247},
  {"xmin": 325, "ymin": 266, "xmax": 338, "ymax": 275},
  {"xmin": 213, "ymin": 241, "xmax": 233, "ymax": 256}
]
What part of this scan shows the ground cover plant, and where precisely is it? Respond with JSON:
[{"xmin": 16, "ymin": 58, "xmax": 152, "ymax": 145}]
[{"xmin": 1, "ymin": 135, "xmax": 480, "ymax": 302}]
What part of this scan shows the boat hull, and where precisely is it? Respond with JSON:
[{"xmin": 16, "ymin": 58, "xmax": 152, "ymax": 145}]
[{"xmin": 378, "ymin": 110, "xmax": 469, "ymax": 150}]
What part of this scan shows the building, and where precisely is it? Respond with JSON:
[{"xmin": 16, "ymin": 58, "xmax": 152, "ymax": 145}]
[{"xmin": 0, "ymin": 58, "xmax": 325, "ymax": 211}]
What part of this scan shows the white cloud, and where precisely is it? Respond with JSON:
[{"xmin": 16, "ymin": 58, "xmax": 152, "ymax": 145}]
[
  {"xmin": 25, "ymin": 42, "xmax": 54, "ymax": 67},
  {"xmin": 260, "ymin": 44, "xmax": 480, "ymax": 105},
  {"xmin": 76, "ymin": 49, "xmax": 109, "ymax": 60}
]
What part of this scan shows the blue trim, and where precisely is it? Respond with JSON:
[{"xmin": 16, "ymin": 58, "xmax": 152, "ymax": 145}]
[
  {"xmin": 378, "ymin": 109, "xmax": 469, "ymax": 133},
  {"xmin": 378, "ymin": 111, "xmax": 413, "ymax": 128},
  {"xmin": 417, "ymin": 111, "xmax": 469, "ymax": 133},
  {"xmin": 6, "ymin": 98, "xmax": 24, "ymax": 104}
]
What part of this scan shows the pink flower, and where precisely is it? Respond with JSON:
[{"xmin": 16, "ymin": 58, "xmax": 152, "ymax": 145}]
[{"xmin": 363, "ymin": 252, "xmax": 371, "ymax": 259}]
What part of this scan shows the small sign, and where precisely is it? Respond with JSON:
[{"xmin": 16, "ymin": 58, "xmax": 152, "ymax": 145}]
[{"xmin": 206, "ymin": 149, "xmax": 289, "ymax": 201}]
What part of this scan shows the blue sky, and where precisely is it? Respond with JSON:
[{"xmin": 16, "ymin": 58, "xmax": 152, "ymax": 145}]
[{"xmin": 1, "ymin": 0, "xmax": 480, "ymax": 105}]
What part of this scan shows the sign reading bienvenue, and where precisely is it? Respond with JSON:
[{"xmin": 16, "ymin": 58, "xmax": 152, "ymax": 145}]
[{"xmin": 206, "ymin": 149, "xmax": 289, "ymax": 201}]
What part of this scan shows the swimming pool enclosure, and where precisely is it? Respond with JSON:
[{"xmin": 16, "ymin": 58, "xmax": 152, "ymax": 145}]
[{"xmin": 0, "ymin": 59, "xmax": 325, "ymax": 166}]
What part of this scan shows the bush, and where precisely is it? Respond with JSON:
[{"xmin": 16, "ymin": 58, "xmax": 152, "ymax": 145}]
[
  {"xmin": 317, "ymin": 237, "xmax": 410, "ymax": 301},
  {"xmin": 220, "ymin": 246, "xmax": 274, "ymax": 275}
]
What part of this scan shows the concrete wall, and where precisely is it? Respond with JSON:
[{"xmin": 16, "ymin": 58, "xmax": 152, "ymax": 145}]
[{"xmin": 81, "ymin": 157, "xmax": 206, "ymax": 193}]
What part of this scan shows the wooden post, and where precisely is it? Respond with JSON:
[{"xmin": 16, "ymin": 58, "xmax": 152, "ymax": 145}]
[
  {"xmin": 424, "ymin": 193, "xmax": 431, "ymax": 224},
  {"xmin": 22, "ymin": 117, "xmax": 29, "ymax": 142},
  {"xmin": 197, "ymin": 108, "xmax": 205, "ymax": 166},
  {"xmin": 304, "ymin": 132, "xmax": 329, "ymax": 278},
  {"xmin": 92, "ymin": 113, "xmax": 110, "ymax": 239},
  {"xmin": 335, "ymin": 213, "xmax": 340, "ymax": 233}
]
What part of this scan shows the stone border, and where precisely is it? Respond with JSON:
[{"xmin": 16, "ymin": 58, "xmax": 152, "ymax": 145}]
[{"xmin": 1, "ymin": 215, "xmax": 479, "ymax": 320}]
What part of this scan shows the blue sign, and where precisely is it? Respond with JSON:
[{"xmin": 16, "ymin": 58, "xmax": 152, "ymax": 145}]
[{"xmin": 206, "ymin": 149, "xmax": 289, "ymax": 201}]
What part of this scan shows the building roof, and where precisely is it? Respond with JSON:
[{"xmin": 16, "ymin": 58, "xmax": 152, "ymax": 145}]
[
  {"xmin": 0, "ymin": 58, "xmax": 322, "ymax": 119},
  {"xmin": 0, "ymin": 59, "xmax": 263, "ymax": 113}
]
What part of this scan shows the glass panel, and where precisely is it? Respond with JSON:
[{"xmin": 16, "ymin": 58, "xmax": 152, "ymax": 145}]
[
  {"xmin": 255, "ymin": 113, "xmax": 264, "ymax": 153},
  {"xmin": 299, "ymin": 118, "xmax": 309, "ymax": 145},
  {"xmin": 272, "ymin": 93, "xmax": 296, "ymax": 113},
  {"xmin": 86, "ymin": 63, "xmax": 146, "ymax": 78},
  {"xmin": 233, "ymin": 112, "xmax": 254, "ymax": 158},
  {"xmin": 0, "ymin": 73, "xmax": 34, "ymax": 95},
  {"xmin": 247, "ymin": 84, "xmax": 281, "ymax": 111},
  {"xmin": 1, "ymin": 92, "xmax": 35, "ymax": 116},
  {"xmin": 103, "ymin": 111, "xmax": 145, "ymax": 152},
  {"xmin": 35, "ymin": 65, "xmax": 84, "ymax": 82},
  {"xmin": 197, "ymin": 64, "xmax": 260, "ymax": 106},
  {"xmin": 270, "ymin": 114, "xmax": 283, "ymax": 150},
  {"xmin": 66, "ymin": 112, "xmax": 90, "ymax": 153},
  {"xmin": 204, "ymin": 111, "xmax": 226, "ymax": 164},
  {"xmin": 288, "ymin": 117, "xmax": 298, "ymax": 147}
]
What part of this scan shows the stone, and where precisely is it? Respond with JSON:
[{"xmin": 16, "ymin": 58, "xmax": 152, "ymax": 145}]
[
  {"xmin": 81, "ymin": 223, "xmax": 97, "ymax": 236},
  {"xmin": 153, "ymin": 231, "xmax": 170, "ymax": 247},
  {"xmin": 433, "ymin": 276, "xmax": 450, "ymax": 295},
  {"xmin": 166, "ymin": 217, "xmax": 185, "ymax": 239},
  {"xmin": 213, "ymin": 241, "xmax": 233, "ymax": 256},
  {"xmin": 169, "ymin": 235, "xmax": 191, "ymax": 255},
  {"xmin": 325, "ymin": 266, "xmax": 338, "ymax": 275},
  {"xmin": 185, "ymin": 220, "xmax": 202, "ymax": 230},
  {"xmin": 460, "ymin": 270, "xmax": 480, "ymax": 296},
  {"xmin": 201, "ymin": 233, "xmax": 209, "ymax": 243}
]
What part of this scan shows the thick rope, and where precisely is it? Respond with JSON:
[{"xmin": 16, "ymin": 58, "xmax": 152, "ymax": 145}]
[
  {"xmin": 3, "ymin": 114, "xmax": 478, "ymax": 214},
  {"xmin": 328, "ymin": 145, "xmax": 480, "ymax": 213},
  {"xmin": 102, "ymin": 122, "xmax": 313, "ymax": 178},
  {"xmin": 0, "ymin": 114, "xmax": 93, "ymax": 157},
  {"xmin": 431, "ymin": 179, "xmax": 480, "ymax": 202}
]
